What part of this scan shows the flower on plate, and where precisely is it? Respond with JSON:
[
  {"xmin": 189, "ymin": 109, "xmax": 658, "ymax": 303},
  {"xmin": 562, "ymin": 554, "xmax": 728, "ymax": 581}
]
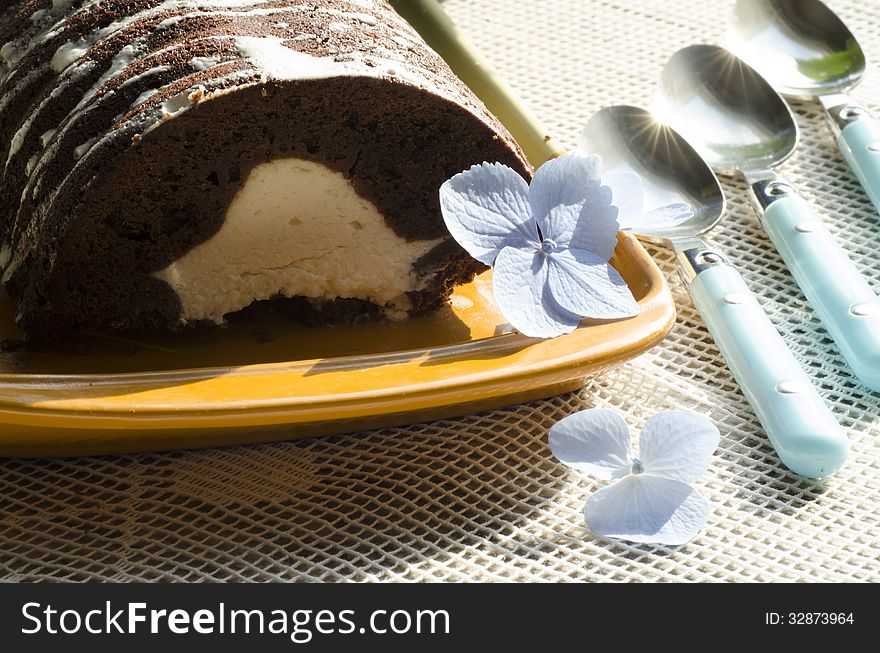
[
  {"xmin": 439, "ymin": 153, "xmax": 639, "ymax": 339},
  {"xmin": 602, "ymin": 170, "xmax": 695, "ymax": 232},
  {"xmin": 549, "ymin": 408, "xmax": 720, "ymax": 545}
]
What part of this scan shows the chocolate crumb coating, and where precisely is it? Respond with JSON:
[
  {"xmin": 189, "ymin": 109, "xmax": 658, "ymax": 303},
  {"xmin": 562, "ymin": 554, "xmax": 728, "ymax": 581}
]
[{"xmin": 0, "ymin": 0, "xmax": 530, "ymax": 340}]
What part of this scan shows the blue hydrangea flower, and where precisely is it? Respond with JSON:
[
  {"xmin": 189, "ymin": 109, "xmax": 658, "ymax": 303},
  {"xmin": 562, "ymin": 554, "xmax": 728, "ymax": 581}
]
[
  {"xmin": 439, "ymin": 153, "xmax": 639, "ymax": 339},
  {"xmin": 549, "ymin": 409, "xmax": 720, "ymax": 545},
  {"xmin": 602, "ymin": 170, "xmax": 695, "ymax": 232}
]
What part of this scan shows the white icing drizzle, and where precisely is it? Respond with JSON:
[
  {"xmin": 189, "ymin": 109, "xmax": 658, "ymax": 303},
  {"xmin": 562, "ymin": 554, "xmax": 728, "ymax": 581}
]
[
  {"xmin": 73, "ymin": 137, "xmax": 98, "ymax": 159},
  {"xmin": 42, "ymin": 0, "xmax": 332, "ymax": 81},
  {"xmin": 7, "ymin": 41, "xmax": 142, "ymax": 165},
  {"xmin": 69, "ymin": 43, "xmax": 139, "ymax": 105},
  {"xmin": 0, "ymin": 66, "xmax": 92, "ymax": 165},
  {"xmin": 4, "ymin": 1, "xmax": 266, "ymax": 78},
  {"xmin": 232, "ymin": 35, "xmax": 451, "ymax": 96},
  {"xmin": 5, "ymin": 0, "xmax": 402, "ymax": 115},
  {"xmin": 160, "ymin": 84, "xmax": 206, "ymax": 118},
  {"xmin": 350, "ymin": 12, "xmax": 377, "ymax": 26},
  {"xmin": 4, "ymin": 0, "xmax": 104, "ymax": 72},
  {"xmin": 17, "ymin": 36, "xmax": 228, "ymax": 188},
  {"xmin": 8, "ymin": 33, "xmax": 230, "ymax": 181},
  {"xmin": 131, "ymin": 87, "xmax": 161, "ymax": 109},
  {"xmin": 7, "ymin": 124, "xmax": 28, "ymax": 164},
  {"xmin": 191, "ymin": 54, "xmax": 222, "ymax": 70},
  {"xmin": 51, "ymin": 36, "xmax": 96, "ymax": 72},
  {"xmin": 3, "ymin": 3, "xmax": 243, "ymax": 164},
  {"xmin": 120, "ymin": 65, "xmax": 171, "ymax": 89},
  {"xmin": 3, "ymin": 70, "xmax": 79, "ymax": 163},
  {"xmin": 157, "ymin": 16, "xmax": 185, "ymax": 29},
  {"xmin": 40, "ymin": 129, "xmax": 57, "ymax": 147},
  {"xmin": 0, "ymin": 42, "xmax": 21, "ymax": 67}
]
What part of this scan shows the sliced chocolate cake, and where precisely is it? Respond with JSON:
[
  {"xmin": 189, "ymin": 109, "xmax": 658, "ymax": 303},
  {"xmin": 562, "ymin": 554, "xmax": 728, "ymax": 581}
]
[{"xmin": 0, "ymin": 0, "xmax": 529, "ymax": 340}]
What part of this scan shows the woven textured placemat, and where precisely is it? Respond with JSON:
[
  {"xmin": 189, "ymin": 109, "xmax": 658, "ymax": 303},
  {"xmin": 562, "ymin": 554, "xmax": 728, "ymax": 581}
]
[{"xmin": 1, "ymin": 0, "xmax": 879, "ymax": 582}]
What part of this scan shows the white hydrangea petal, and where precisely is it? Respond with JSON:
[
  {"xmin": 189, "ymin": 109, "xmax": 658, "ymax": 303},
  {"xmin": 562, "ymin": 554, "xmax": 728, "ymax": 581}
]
[
  {"xmin": 601, "ymin": 170, "xmax": 645, "ymax": 230},
  {"xmin": 492, "ymin": 245, "xmax": 582, "ymax": 338},
  {"xmin": 639, "ymin": 411, "xmax": 721, "ymax": 484},
  {"xmin": 584, "ymin": 475, "xmax": 710, "ymax": 545},
  {"xmin": 623, "ymin": 203, "xmax": 695, "ymax": 232},
  {"xmin": 568, "ymin": 184, "xmax": 620, "ymax": 261},
  {"xmin": 439, "ymin": 162, "xmax": 538, "ymax": 266},
  {"xmin": 546, "ymin": 248, "xmax": 639, "ymax": 319},
  {"xmin": 528, "ymin": 153, "xmax": 602, "ymax": 247},
  {"xmin": 549, "ymin": 409, "xmax": 633, "ymax": 479}
]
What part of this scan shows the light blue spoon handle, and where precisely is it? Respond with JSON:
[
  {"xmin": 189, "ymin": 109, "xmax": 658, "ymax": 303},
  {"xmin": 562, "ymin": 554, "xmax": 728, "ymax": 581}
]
[
  {"xmin": 837, "ymin": 112, "xmax": 880, "ymax": 214},
  {"xmin": 688, "ymin": 260, "xmax": 847, "ymax": 477},
  {"xmin": 760, "ymin": 190, "xmax": 880, "ymax": 392}
]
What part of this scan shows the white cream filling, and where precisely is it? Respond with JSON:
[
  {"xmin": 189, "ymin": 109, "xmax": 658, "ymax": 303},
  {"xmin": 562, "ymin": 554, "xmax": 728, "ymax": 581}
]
[{"xmin": 155, "ymin": 158, "xmax": 441, "ymax": 323}]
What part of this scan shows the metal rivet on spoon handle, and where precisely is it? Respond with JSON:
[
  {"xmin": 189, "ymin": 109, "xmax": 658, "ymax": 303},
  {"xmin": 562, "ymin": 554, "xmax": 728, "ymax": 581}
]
[
  {"xmin": 581, "ymin": 106, "xmax": 847, "ymax": 478},
  {"xmin": 657, "ymin": 44, "xmax": 880, "ymax": 393},
  {"xmin": 729, "ymin": 0, "xmax": 880, "ymax": 216}
]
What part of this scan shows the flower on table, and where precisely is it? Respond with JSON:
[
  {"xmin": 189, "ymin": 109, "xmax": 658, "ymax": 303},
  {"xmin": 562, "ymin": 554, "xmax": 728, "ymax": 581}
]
[
  {"xmin": 439, "ymin": 153, "xmax": 639, "ymax": 339},
  {"xmin": 549, "ymin": 408, "xmax": 720, "ymax": 545}
]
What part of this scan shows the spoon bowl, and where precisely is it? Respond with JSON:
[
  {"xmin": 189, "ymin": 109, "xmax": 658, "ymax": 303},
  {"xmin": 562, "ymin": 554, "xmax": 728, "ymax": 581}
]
[
  {"xmin": 728, "ymin": 0, "xmax": 865, "ymax": 99},
  {"xmin": 727, "ymin": 0, "xmax": 880, "ymax": 221},
  {"xmin": 579, "ymin": 105, "xmax": 724, "ymax": 244},
  {"xmin": 654, "ymin": 44, "xmax": 798, "ymax": 173}
]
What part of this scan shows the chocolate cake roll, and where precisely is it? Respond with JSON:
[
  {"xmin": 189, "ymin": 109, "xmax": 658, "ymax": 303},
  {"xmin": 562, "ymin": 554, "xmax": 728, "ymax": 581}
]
[{"xmin": 0, "ymin": 0, "xmax": 529, "ymax": 340}]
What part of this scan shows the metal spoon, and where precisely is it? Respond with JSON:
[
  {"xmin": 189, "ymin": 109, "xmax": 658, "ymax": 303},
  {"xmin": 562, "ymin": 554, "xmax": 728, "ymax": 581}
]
[
  {"xmin": 656, "ymin": 44, "xmax": 880, "ymax": 394},
  {"xmin": 581, "ymin": 105, "xmax": 846, "ymax": 478},
  {"xmin": 728, "ymin": 0, "xmax": 880, "ymax": 214}
]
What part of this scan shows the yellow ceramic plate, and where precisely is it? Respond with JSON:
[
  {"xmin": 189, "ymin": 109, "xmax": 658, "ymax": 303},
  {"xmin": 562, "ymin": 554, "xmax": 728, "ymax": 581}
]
[{"xmin": 0, "ymin": 233, "xmax": 673, "ymax": 457}]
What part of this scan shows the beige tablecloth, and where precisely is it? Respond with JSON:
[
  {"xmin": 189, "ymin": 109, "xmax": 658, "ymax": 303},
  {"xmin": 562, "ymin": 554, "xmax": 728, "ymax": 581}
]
[{"xmin": 1, "ymin": 0, "xmax": 878, "ymax": 582}]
